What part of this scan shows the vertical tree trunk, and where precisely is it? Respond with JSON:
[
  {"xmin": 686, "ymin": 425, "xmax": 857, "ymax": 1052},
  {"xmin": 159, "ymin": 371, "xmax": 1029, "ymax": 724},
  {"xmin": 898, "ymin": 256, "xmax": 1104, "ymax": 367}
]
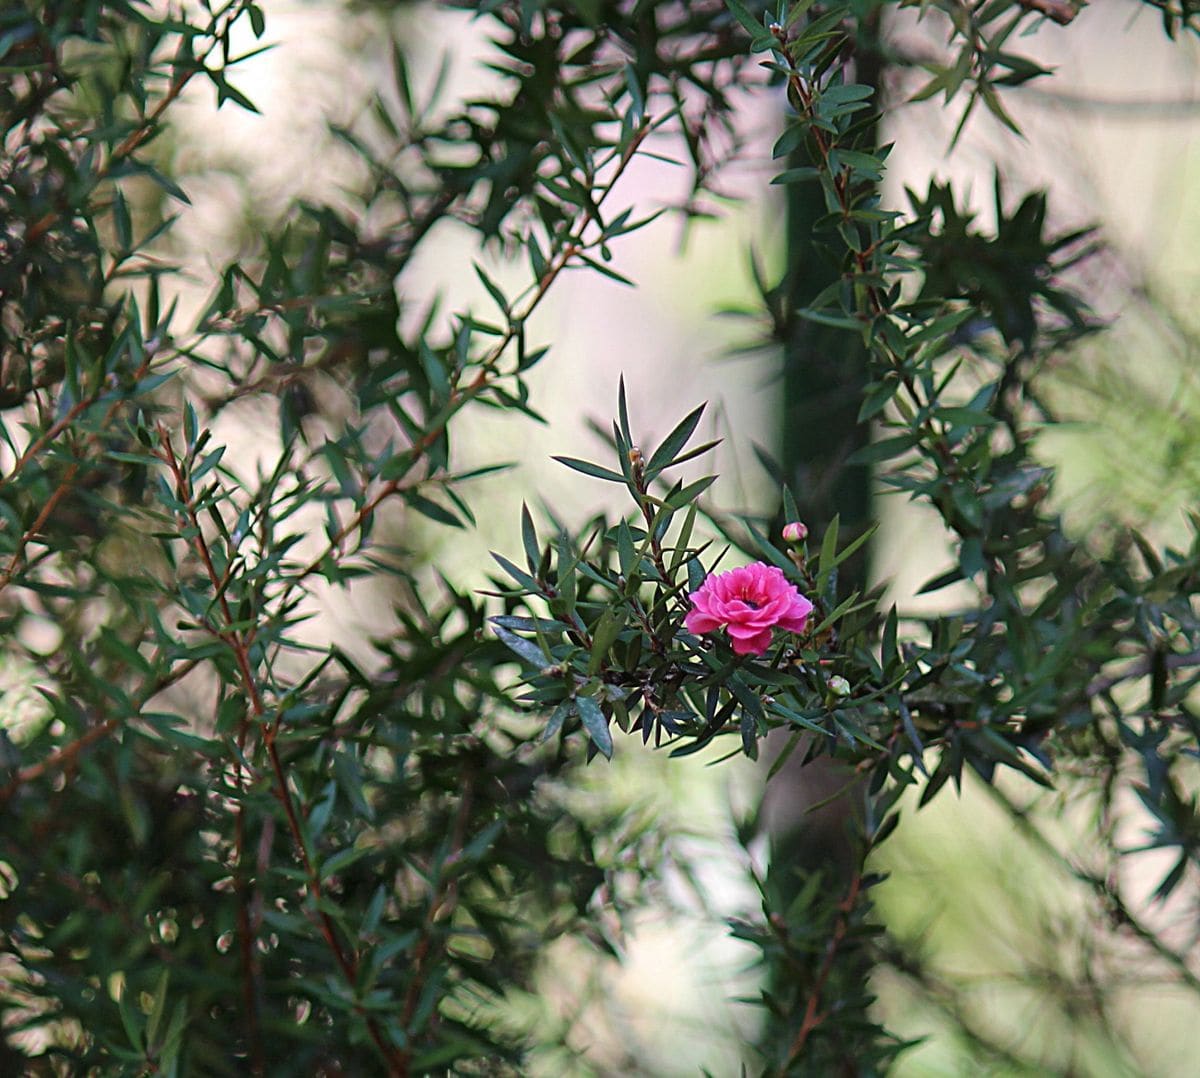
[{"xmin": 764, "ymin": 4, "xmax": 883, "ymax": 907}]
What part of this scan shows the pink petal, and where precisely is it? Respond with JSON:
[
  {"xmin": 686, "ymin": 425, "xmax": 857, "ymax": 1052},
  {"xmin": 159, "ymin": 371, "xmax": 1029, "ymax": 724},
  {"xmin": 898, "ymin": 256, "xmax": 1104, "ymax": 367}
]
[
  {"xmin": 730, "ymin": 629, "xmax": 771, "ymax": 655},
  {"xmin": 685, "ymin": 609, "xmax": 722, "ymax": 633}
]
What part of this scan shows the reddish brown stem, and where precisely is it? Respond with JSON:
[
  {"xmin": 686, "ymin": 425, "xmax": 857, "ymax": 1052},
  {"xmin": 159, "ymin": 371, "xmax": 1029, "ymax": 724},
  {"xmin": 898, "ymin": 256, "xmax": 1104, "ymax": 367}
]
[
  {"xmin": 0, "ymin": 355, "xmax": 155, "ymax": 596},
  {"xmin": 781, "ymin": 870, "xmax": 863, "ymax": 1071},
  {"xmin": 0, "ymin": 658, "xmax": 200, "ymax": 806},
  {"xmin": 394, "ymin": 776, "xmax": 475, "ymax": 1076},
  {"xmin": 277, "ymin": 122, "xmax": 653, "ymax": 609},
  {"xmin": 1019, "ymin": 0, "xmax": 1080, "ymax": 25},
  {"xmin": 0, "ymin": 399, "xmax": 89, "ymax": 493},
  {"xmin": 155, "ymin": 432, "xmax": 402, "ymax": 1068},
  {"xmin": 24, "ymin": 1, "xmax": 252, "ymax": 248},
  {"xmin": 0, "ymin": 718, "xmax": 115, "ymax": 806}
]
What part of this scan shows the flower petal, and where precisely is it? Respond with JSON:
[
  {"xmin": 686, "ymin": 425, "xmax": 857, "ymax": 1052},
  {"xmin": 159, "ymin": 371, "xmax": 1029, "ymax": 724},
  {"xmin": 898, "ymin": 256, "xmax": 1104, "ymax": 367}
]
[{"xmin": 730, "ymin": 629, "xmax": 771, "ymax": 655}]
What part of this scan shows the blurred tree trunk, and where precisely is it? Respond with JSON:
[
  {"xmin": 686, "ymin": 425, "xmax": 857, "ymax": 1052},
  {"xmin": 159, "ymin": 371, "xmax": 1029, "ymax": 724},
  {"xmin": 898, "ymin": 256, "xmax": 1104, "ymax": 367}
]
[{"xmin": 763, "ymin": 11, "xmax": 883, "ymax": 881}]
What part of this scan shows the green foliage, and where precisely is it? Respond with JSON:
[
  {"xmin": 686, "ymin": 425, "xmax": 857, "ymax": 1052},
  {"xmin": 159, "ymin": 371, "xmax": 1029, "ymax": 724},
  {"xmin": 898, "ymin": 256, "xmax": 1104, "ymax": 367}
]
[{"xmin": 1, "ymin": 0, "xmax": 1199, "ymax": 1074}]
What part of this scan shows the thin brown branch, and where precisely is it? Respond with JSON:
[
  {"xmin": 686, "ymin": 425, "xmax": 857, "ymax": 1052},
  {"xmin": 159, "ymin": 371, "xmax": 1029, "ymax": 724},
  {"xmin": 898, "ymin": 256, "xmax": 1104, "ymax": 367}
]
[
  {"xmin": 156, "ymin": 431, "xmax": 277, "ymax": 1066},
  {"xmin": 0, "ymin": 718, "xmax": 116, "ymax": 805},
  {"xmin": 154, "ymin": 432, "xmax": 402, "ymax": 1069},
  {"xmin": 772, "ymin": 26, "xmax": 957, "ymax": 476},
  {"xmin": 0, "ymin": 354, "xmax": 155, "ymax": 596},
  {"xmin": 394, "ymin": 774, "xmax": 476, "ymax": 1077},
  {"xmin": 263, "ymin": 735, "xmax": 404, "ymax": 1071},
  {"xmin": 233, "ymin": 804, "xmax": 265, "ymax": 1075},
  {"xmin": 781, "ymin": 869, "xmax": 863, "ymax": 1072},
  {"xmin": 1086, "ymin": 648, "xmax": 1200, "ymax": 699},
  {"xmin": 0, "ymin": 399, "xmax": 89, "ymax": 493},
  {"xmin": 0, "ymin": 462, "xmax": 78, "ymax": 588},
  {"xmin": 276, "ymin": 120, "xmax": 654, "ymax": 607},
  {"xmin": 0, "ymin": 658, "xmax": 200, "ymax": 807},
  {"xmin": 24, "ymin": 0, "xmax": 254, "ymax": 247},
  {"xmin": 1018, "ymin": 0, "xmax": 1081, "ymax": 25}
]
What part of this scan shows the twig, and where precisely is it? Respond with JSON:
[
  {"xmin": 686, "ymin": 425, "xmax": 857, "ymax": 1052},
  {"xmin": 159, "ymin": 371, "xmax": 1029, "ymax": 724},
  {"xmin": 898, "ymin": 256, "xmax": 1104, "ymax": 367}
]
[
  {"xmin": 274, "ymin": 120, "xmax": 655, "ymax": 608},
  {"xmin": 0, "ymin": 353, "xmax": 155, "ymax": 596},
  {"xmin": 0, "ymin": 658, "xmax": 200, "ymax": 807},
  {"xmin": 0, "ymin": 399, "xmax": 90, "ymax": 493},
  {"xmin": 1086, "ymin": 648, "xmax": 1200, "ymax": 699},
  {"xmin": 155, "ymin": 431, "xmax": 403, "ymax": 1070},
  {"xmin": 981, "ymin": 781, "xmax": 1200, "ymax": 996},
  {"xmin": 780, "ymin": 869, "xmax": 863, "ymax": 1071},
  {"xmin": 0, "ymin": 462, "xmax": 78, "ymax": 588},
  {"xmin": 394, "ymin": 774, "xmax": 476, "ymax": 1077},
  {"xmin": 233, "ymin": 804, "xmax": 265, "ymax": 1076},
  {"xmin": 24, "ymin": 0, "xmax": 256, "ymax": 247},
  {"xmin": 1018, "ymin": 0, "xmax": 1081, "ymax": 25}
]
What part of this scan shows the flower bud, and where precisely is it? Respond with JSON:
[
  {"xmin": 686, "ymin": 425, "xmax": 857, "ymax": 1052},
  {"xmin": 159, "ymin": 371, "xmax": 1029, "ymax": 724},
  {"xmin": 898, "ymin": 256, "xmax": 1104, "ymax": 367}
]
[
  {"xmin": 782, "ymin": 520, "xmax": 808, "ymax": 543},
  {"xmin": 828, "ymin": 675, "xmax": 851, "ymax": 697}
]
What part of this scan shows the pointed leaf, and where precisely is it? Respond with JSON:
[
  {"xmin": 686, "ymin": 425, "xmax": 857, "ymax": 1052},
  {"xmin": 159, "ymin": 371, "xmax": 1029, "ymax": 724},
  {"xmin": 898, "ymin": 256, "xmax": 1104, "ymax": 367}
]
[{"xmin": 576, "ymin": 695, "xmax": 613, "ymax": 759}]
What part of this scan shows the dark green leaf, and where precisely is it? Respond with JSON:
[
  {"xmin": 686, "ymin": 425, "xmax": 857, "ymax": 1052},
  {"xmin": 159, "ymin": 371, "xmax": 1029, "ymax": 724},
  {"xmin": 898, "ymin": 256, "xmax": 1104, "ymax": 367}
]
[{"xmin": 576, "ymin": 695, "xmax": 613, "ymax": 759}]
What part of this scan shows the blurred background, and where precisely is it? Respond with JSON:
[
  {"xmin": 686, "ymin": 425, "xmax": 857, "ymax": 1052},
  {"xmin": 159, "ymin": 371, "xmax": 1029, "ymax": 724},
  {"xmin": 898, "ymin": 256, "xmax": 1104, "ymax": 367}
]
[{"xmin": 143, "ymin": 1, "xmax": 1200, "ymax": 1072}]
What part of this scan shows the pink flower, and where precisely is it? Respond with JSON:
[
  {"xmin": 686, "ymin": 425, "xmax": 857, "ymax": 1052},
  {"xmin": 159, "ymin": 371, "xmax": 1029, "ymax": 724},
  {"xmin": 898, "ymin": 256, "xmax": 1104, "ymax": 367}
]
[{"xmin": 684, "ymin": 561, "xmax": 814, "ymax": 656}]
